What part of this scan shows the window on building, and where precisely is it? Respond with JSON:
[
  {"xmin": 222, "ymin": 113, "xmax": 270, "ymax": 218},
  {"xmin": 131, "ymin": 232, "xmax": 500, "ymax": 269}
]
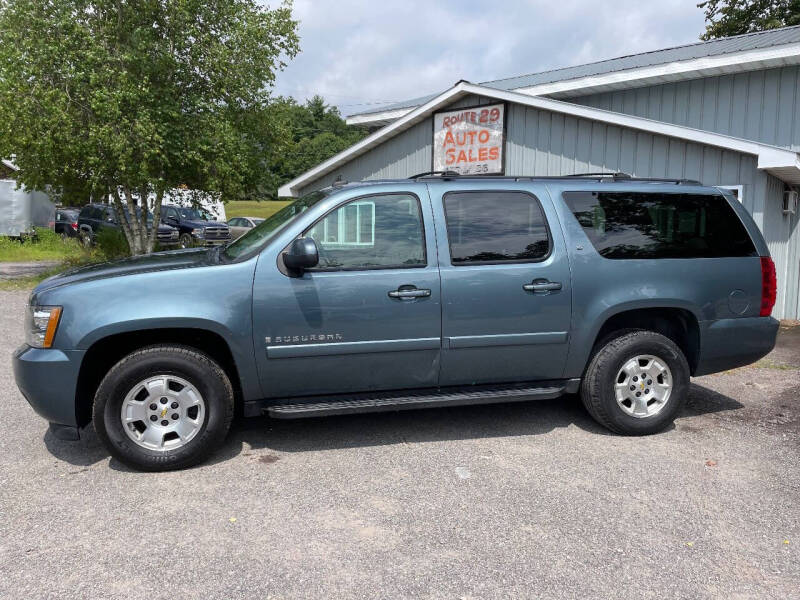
[
  {"xmin": 443, "ymin": 191, "xmax": 550, "ymax": 264},
  {"xmin": 562, "ymin": 191, "xmax": 757, "ymax": 259},
  {"xmin": 315, "ymin": 200, "xmax": 375, "ymax": 246},
  {"xmin": 305, "ymin": 193, "xmax": 426, "ymax": 270}
]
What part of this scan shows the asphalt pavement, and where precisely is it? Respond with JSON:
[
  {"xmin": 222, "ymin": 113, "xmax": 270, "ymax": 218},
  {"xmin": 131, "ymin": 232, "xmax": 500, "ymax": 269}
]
[{"xmin": 0, "ymin": 288, "xmax": 798, "ymax": 599}]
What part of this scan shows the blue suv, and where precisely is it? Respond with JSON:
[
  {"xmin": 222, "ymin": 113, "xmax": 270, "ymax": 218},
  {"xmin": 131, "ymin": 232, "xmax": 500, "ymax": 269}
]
[{"xmin": 13, "ymin": 174, "xmax": 779, "ymax": 470}]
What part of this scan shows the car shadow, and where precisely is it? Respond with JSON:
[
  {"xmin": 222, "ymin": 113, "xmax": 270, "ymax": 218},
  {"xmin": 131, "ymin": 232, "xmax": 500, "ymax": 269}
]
[{"xmin": 43, "ymin": 381, "xmax": 745, "ymax": 470}]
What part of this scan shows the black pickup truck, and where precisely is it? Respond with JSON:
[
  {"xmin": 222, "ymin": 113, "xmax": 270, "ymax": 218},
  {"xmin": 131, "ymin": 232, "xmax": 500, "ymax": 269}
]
[{"xmin": 160, "ymin": 204, "xmax": 231, "ymax": 248}]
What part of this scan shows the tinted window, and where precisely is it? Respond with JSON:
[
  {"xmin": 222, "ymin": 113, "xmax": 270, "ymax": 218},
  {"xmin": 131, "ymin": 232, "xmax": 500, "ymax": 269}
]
[
  {"xmin": 443, "ymin": 191, "xmax": 549, "ymax": 264},
  {"xmin": 305, "ymin": 194, "xmax": 426, "ymax": 270},
  {"xmin": 228, "ymin": 218, "xmax": 242, "ymax": 226},
  {"xmin": 563, "ymin": 191, "xmax": 757, "ymax": 259}
]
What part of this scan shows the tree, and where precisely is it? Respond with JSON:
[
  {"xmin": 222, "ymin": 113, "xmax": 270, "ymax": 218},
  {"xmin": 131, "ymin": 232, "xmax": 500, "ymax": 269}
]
[
  {"xmin": 0, "ymin": 0, "xmax": 299, "ymax": 254},
  {"xmin": 699, "ymin": 0, "xmax": 800, "ymax": 40},
  {"xmin": 267, "ymin": 95, "xmax": 367, "ymax": 197}
]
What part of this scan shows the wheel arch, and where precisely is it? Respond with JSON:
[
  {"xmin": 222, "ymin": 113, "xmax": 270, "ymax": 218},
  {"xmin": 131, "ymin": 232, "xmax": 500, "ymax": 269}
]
[
  {"xmin": 587, "ymin": 306, "xmax": 701, "ymax": 375},
  {"xmin": 75, "ymin": 327, "xmax": 243, "ymax": 428}
]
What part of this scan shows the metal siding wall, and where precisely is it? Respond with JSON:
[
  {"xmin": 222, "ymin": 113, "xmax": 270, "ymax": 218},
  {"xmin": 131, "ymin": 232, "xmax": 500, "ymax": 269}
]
[
  {"xmin": 295, "ymin": 96, "xmax": 799, "ymax": 318},
  {"xmin": 296, "ymin": 94, "xmax": 499, "ymax": 196},
  {"xmin": 570, "ymin": 65, "xmax": 800, "ymax": 151},
  {"xmin": 762, "ymin": 174, "xmax": 800, "ymax": 319}
]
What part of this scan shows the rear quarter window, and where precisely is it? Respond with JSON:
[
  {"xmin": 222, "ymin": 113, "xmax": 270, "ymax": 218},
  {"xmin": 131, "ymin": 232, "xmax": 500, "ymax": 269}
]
[{"xmin": 562, "ymin": 191, "xmax": 757, "ymax": 259}]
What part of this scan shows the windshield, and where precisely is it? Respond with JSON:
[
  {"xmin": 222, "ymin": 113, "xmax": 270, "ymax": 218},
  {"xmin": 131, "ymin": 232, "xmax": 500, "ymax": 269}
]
[
  {"xmin": 177, "ymin": 207, "xmax": 214, "ymax": 221},
  {"xmin": 222, "ymin": 191, "xmax": 326, "ymax": 260}
]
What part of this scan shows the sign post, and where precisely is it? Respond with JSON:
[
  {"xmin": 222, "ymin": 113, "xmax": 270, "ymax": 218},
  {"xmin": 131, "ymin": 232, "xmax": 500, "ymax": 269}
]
[{"xmin": 433, "ymin": 103, "xmax": 505, "ymax": 175}]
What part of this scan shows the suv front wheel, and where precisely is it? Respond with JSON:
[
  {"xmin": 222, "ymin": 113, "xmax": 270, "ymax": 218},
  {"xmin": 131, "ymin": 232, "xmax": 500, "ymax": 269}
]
[
  {"xmin": 581, "ymin": 331, "xmax": 690, "ymax": 435},
  {"xmin": 93, "ymin": 345, "xmax": 234, "ymax": 471}
]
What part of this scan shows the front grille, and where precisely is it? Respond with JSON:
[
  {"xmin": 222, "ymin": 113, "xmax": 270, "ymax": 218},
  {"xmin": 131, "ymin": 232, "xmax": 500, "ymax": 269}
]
[{"xmin": 203, "ymin": 226, "xmax": 230, "ymax": 239}]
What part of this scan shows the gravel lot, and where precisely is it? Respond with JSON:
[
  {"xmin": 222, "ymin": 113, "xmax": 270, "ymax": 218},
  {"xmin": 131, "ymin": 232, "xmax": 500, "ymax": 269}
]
[{"xmin": 1, "ymin": 287, "xmax": 798, "ymax": 599}]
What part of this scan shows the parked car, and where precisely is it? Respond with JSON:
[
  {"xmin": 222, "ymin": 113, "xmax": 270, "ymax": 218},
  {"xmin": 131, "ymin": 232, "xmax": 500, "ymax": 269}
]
[
  {"xmin": 227, "ymin": 216, "xmax": 264, "ymax": 240},
  {"xmin": 53, "ymin": 208, "xmax": 80, "ymax": 238},
  {"xmin": 77, "ymin": 203, "xmax": 179, "ymax": 247},
  {"xmin": 14, "ymin": 174, "xmax": 779, "ymax": 471},
  {"xmin": 160, "ymin": 204, "xmax": 231, "ymax": 248}
]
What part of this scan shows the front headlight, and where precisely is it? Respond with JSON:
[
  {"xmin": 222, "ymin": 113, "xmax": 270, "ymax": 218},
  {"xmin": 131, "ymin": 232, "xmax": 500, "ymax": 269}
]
[
  {"xmin": 26, "ymin": 305, "xmax": 62, "ymax": 348},
  {"xmin": 191, "ymin": 228, "xmax": 204, "ymax": 238}
]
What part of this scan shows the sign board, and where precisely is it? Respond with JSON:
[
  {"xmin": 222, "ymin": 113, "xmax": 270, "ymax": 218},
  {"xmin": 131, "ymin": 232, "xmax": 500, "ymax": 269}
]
[{"xmin": 433, "ymin": 103, "xmax": 505, "ymax": 175}]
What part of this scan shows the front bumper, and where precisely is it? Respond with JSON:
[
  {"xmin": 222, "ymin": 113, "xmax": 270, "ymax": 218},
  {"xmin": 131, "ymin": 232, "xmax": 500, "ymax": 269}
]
[
  {"xmin": 694, "ymin": 316, "xmax": 780, "ymax": 376},
  {"xmin": 193, "ymin": 237, "xmax": 231, "ymax": 246},
  {"xmin": 12, "ymin": 344, "xmax": 84, "ymax": 427}
]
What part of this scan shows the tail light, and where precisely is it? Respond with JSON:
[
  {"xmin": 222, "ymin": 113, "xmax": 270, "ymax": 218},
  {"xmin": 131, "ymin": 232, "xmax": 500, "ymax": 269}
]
[
  {"xmin": 48, "ymin": 220, "xmax": 55, "ymax": 229},
  {"xmin": 760, "ymin": 256, "xmax": 777, "ymax": 317},
  {"xmin": 71, "ymin": 221, "xmax": 78, "ymax": 230}
]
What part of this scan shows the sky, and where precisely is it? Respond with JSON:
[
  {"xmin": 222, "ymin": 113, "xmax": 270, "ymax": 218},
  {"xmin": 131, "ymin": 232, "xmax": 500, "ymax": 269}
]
[{"xmin": 269, "ymin": 0, "xmax": 708, "ymax": 117}]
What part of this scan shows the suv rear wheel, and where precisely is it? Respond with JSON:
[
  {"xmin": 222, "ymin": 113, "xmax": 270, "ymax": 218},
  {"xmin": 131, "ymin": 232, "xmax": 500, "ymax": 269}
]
[
  {"xmin": 92, "ymin": 345, "xmax": 234, "ymax": 471},
  {"xmin": 581, "ymin": 331, "xmax": 689, "ymax": 435}
]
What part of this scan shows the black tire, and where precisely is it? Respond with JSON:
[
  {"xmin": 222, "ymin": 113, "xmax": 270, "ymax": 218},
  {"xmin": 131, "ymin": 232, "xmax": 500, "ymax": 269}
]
[
  {"xmin": 93, "ymin": 345, "xmax": 234, "ymax": 471},
  {"xmin": 179, "ymin": 233, "xmax": 193, "ymax": 249},
  {"xmin": 580, "ymin": 330, "xmax": 689, "ymax": 435}
]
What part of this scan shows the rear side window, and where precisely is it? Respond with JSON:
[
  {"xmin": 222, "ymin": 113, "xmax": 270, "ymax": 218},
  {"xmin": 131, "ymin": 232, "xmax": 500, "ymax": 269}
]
[
  {"xmin": 443, "ymin": 191, "xmax": 550, "ymax": 264},
  {"xmin": 563, "ymin": 191, "xmax": 757, "ymax": 259}
]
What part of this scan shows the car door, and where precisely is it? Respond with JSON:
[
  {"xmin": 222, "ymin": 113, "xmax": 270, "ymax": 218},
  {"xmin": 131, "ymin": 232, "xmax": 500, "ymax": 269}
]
[
  {"xmin": 428, "ymin": 183, "xmax": 572, "ymax": 386},
  {"xmin": 252, "ymin": 188, "xmax": 442, "ymax": 399}
]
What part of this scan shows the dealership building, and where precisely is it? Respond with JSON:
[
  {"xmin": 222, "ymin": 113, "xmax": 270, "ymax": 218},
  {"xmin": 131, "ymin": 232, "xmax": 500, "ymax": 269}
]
[{"xmin": 279, "ymin": 26, "xmax": 800, "ymax": 320}]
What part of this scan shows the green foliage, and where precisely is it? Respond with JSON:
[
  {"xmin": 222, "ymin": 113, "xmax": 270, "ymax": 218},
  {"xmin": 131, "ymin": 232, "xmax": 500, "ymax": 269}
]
[
  {"xmin": 0, "ymin": 228, "xmax": 86, "ymax": 262},
  {"xmin": 0, "ymin": 0, "xmax": 299, "ymax": 254},
  {"xmin": 699, "ymin": 0, "xmax": 800, "ymax": 39},
  {"xmin": 268, "ymin": 95, "xmax": 368, "ymax": 197},
  {"xmin": 94, "ymin": 227, "xmax": 131, "ymax": 261}
]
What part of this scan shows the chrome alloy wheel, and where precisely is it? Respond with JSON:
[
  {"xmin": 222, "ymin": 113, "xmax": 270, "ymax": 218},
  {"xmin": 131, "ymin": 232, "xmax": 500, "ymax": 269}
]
[
  {"xmin": 614, "ymin": 355, "xmax": 672, "ymax": 418},
  {"xmin": 120, "ymin": 375, "xmax": 206, "ymax": 451}
]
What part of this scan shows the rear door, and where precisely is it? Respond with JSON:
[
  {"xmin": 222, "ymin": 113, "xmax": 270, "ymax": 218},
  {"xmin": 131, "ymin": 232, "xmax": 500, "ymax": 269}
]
[{"xmin": 428, "ymin": 183, "xmax": 573, "ymax": 386}]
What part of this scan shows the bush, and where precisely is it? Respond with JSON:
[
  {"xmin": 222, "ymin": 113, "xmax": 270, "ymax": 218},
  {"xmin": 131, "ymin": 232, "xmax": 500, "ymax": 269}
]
[
  {"xmin": 94, "ymin": 227, "xmax": 130, "ymax": 261},
  {"xmin": 0, "ymin": 227, "xmax": 86, "ymax": 262}
]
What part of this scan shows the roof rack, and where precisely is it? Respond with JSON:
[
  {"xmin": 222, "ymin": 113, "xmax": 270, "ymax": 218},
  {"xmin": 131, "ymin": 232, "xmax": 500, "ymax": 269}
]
[
  {"xmin": 410, "ymin": 172, "xmax": 701, "ymax": 185},
  {"xmin": 408, "ymin": 170, "xmax": 461, "ymax": 179}
]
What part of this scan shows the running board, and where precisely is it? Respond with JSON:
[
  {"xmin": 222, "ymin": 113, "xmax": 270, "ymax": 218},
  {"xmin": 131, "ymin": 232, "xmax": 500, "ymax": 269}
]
[{"xmin": 264, "ymin": 379, "xmax": 580, "ymax": 419}]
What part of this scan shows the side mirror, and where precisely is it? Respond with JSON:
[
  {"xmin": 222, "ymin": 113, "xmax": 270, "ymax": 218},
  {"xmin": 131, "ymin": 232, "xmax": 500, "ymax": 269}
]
[{"xmin": 283, "ymin": 237, "xmax": 319, "ymax": 273}]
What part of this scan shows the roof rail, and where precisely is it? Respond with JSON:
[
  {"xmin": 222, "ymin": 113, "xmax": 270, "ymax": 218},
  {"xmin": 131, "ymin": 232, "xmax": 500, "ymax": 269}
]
[
  {"xmin": 408, "ymin": 170, "xmax": 461, "ymax": 179},
  {"xmin": 565, "ymin": 172, "xmax": 632, "ymax": 179},
  {"xmin": 410, "ymin": 172, "xmax": 702, "ymax": 185}
]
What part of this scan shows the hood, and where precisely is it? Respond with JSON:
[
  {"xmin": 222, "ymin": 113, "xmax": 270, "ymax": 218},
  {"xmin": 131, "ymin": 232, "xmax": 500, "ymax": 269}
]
[
  {"xmin": 182, "ymin": 219, "xmax": 227, "ymax": 229},
  {"xmin": 33, "ymin": 248, "xmax": 213, "ymax": 295}
]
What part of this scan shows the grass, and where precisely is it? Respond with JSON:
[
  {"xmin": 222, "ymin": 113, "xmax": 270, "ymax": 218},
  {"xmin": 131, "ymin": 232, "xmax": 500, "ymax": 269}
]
[
  {"xmin": 0, "ymin": 265, "xmax": 67, "ymax": 291},
  {"xmin": 0, "ymin": 228, "xmax": 88, "ymax": 263},
  {"xmin": 225, "ymin": 200, "xmax": 291, "ymax": 220},
  {"xmin": 0, "ymin": 227, "xmax": 135, "ymax": 291}
]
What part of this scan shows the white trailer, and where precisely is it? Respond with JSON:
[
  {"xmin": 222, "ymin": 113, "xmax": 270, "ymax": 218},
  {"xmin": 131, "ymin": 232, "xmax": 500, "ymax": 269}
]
[{"xmin": 0, "ymin": 179, "xmax": 54, "ymax": 237}]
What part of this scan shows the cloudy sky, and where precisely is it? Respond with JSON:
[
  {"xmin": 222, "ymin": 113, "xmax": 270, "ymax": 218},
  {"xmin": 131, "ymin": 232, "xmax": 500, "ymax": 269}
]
[{"xmin": 270, "ymin": 0, "xmax": 708, "ymax": 116}]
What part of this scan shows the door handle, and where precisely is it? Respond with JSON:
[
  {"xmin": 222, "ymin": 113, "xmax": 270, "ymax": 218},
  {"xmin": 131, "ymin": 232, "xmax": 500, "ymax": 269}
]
[
  {"xmin": 523, "ymin": 279, "xmax": 562, "ymax": 293},
  {"xmin": 388, "ymin": 285, "xmax": 431, "ymax": 299}
]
